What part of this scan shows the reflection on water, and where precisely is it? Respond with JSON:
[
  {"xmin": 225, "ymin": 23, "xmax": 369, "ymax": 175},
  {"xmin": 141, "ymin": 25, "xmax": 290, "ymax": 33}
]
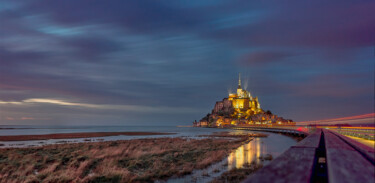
[
  {"xmin": 228, "ymin": 138, "xmax": 266, "ymax": 169},
  {"xmin": 226, "ymin": 130, "xmax": 297, "ymax": 171},
  {"xmin": 167, "ymin": 131, "xmax": 298, "ymax": 183}
]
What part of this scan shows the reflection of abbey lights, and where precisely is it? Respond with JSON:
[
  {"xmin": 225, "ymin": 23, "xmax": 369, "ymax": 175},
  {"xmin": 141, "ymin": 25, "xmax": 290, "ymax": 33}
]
[{"xmin": 227, "ymin": 138, "xmax": 266, "ymax": 170}]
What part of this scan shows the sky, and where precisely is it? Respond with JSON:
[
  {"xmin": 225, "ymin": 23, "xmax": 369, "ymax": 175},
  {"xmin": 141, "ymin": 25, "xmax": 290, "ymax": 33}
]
[{"xmin": 0, "ymin": 0, "xmax": 374, "ymax": 126}]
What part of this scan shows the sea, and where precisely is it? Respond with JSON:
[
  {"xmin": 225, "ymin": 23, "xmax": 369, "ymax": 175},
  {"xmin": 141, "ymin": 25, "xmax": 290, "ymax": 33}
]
[
  {"xmin": 0, "ymin": 125, "xmax": 224, "ymax": 136},
  {"xmin": 0, "ymin": 125, "xmax": 233, "ymax": 148}
]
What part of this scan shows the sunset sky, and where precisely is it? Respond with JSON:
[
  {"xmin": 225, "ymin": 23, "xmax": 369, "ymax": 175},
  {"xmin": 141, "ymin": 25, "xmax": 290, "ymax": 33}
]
[{"xmin": 0, "ymin": 0, "xmax": 374, "ymax": 125}]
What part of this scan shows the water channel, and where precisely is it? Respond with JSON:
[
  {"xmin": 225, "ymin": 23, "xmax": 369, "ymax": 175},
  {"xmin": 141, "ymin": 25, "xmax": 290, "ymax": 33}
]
[{"xmin": 166, "ymin": 130, "xmax": 299, "ymax": 183}]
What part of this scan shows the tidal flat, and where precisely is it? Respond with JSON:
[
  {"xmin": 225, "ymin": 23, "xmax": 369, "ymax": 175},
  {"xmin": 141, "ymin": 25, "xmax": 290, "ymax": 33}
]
[
  {"xmin": 0, "ymin": 132, "xmax": 260, "ymax": 183},
  {"xmin": 0, "ymin": 132, "xmax": 176, "ymax": 141}
]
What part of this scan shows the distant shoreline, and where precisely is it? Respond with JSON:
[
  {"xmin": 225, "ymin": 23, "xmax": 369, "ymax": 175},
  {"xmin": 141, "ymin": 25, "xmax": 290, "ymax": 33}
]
[{"xmin": 0, "ymin": 131, "xmax": 176, "ymax": 141}]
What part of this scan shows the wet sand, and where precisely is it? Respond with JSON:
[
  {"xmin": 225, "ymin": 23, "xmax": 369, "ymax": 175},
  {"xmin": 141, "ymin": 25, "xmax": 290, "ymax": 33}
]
[{"xmin": 0, "ymin": 132, "xmax": 176, "ymax": 141}]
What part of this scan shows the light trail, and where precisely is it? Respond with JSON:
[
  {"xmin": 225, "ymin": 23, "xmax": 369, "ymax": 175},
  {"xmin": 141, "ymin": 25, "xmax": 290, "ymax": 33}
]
[{"xmin": 296, "ymin": 113, "xmax": 375, "ymax": 126}]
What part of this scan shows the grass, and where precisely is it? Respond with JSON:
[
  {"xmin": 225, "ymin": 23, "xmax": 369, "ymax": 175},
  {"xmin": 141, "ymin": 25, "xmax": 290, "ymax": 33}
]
[
  {"xmin": 0, "ymin": 133, "xmax": 254, "ymax": 182},
  {"xmin": 211, "ymin": 162, "xmax": 263, "ymax": 183}
]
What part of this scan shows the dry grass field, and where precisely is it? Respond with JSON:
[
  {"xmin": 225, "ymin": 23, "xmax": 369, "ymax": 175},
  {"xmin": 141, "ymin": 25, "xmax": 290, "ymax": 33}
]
[{"xmin": 0, "ymin": 132, "xmax": 256, "ymax": 183}]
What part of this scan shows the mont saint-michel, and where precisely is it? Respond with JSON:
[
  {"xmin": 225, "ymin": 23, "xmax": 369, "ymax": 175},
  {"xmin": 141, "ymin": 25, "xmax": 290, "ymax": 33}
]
[
  {"xmin": 194, "ymin": 74, "xmax": 294, "ymax": 127},
  {"xmin": 1, "ymin": 1, "xmax": 373, "ymax": 182}
]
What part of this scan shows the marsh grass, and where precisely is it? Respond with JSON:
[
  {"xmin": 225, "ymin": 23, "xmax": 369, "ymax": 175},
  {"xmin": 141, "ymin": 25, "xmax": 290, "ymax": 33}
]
[
  {"xmin": 211, "ymin": 162, "xmax": 263, "ymax": 183},
  {"xmin": 0, "ymin": 133, "xmax": 251, "ymax": 182}
]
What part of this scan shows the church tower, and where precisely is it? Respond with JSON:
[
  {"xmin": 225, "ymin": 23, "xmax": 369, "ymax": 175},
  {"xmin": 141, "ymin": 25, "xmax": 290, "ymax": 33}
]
[{"xmin": 237, "ymin": 73, "xmax": 243, "ymax": 97}]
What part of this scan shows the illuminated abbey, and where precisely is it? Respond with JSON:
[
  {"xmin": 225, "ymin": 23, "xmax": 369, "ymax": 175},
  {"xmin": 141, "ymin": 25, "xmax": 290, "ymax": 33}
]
[
  {"xmin": 229, "ymin": 73, "xmax": 262, "ymax": 118},
  {"xmin": 194, "ymin": 74, "xmax": 294, "ymax": 127}
]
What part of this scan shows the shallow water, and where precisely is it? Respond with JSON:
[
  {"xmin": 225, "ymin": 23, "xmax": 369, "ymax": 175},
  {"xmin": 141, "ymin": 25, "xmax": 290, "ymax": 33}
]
[
  {"xmin": 0, "ymin": 125, "xmax": 226, "ymax": 136},
  {"xmin": 0, "ymin": 126, "xmax": 227, "ymax": 148},
  {"xmin": 166, "ymin": 130, "xmax": 298, "ymax": 183}
]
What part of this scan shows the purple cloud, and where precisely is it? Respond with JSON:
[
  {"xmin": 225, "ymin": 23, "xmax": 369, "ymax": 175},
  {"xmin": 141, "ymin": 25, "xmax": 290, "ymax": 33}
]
[
  {"xmin": 0, "ymin": 0, "xmax": 373, "ymax": 124},
  {"xmin": 239, "ymin": 51, "xmax": 292, "ymax": 65}
]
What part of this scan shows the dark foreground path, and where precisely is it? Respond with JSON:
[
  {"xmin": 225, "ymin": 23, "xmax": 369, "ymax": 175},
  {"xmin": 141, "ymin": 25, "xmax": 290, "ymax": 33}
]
[{"xmin": 243, "ymin": 128, "xmax": 375, "ymax": 183}]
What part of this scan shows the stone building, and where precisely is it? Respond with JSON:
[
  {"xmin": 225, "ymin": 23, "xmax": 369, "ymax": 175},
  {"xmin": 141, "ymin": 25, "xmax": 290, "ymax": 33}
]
[{"xmin": 195, "ymin": 74, "xmax": 294, "ymax": 127}]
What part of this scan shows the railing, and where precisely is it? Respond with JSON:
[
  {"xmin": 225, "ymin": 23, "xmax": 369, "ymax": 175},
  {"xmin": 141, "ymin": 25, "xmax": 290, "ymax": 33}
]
[
  {"xmin": 242, "ymin": 128, "xmax": 375, "ymax": 183},
  {"xmin": 326, "ymin": 127, "xmax": 375, "ymax": 140},
  {"xmin": 232, "ymin": 125, "xmax": 375, "ymax": 141},
  {"xmin": 231, "ymin": 125, "xmax": 314, "ymax": 136}
]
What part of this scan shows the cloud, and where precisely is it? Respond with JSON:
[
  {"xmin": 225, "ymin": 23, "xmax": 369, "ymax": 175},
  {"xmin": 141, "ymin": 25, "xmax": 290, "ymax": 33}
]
[
  {"xmin": 2, "ymin": 117, "xmax": 37, "ymax": 121},
  {"xmin": 239, "ymin": 51, "xmax": 292, "ymax": 65},
  {"xmin": 0, "ymin": 0, "xmax": 373, "ymax": 123},
  {"xmin": 0, "ymin": 98, "xmax": 201, "ymax": 114},
  {"xmin": 289, "ymin": 73, "xmax": 373, "ymax": 98},
  {"xmin": 209, "ymin": 0, "xmax": 375, "ymax": 49},
  {"xmin": 0, "ymin": 101, "xmax": 23, "ymax": 105}
]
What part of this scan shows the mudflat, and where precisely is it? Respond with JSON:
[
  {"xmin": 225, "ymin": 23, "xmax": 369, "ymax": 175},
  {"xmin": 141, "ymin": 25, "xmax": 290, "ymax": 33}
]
[{"xmin": 0, "ymin": 132, "xmax": 175, "ymax": 141}]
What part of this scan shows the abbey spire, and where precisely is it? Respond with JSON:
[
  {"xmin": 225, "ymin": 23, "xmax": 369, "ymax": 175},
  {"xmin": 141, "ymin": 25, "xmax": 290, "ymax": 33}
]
[{"xmin": 238, "ymin": 73, "xmax": 242, "ymax": 89}]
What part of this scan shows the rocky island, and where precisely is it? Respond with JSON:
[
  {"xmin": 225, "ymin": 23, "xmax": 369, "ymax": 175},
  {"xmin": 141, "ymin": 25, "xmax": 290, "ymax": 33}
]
[{"xmin": 194, "ymin": 74, "xmax": 295, "ymax": 127}]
